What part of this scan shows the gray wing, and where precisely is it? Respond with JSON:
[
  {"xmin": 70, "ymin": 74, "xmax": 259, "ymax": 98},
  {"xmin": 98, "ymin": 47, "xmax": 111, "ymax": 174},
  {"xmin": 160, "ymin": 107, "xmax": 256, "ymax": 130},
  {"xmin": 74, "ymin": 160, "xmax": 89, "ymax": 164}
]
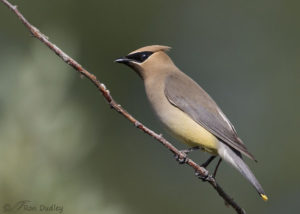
[{"xmin": 164, "ymin": 72, "xmax": 255, "ymax": 160}]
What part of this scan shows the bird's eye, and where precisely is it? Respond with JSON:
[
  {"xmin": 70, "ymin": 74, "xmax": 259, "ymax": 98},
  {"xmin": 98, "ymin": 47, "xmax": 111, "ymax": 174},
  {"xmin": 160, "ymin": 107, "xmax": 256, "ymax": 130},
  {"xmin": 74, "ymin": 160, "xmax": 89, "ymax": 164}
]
[
  {"xmin": 126, "ymin": 51, "xmax": 153, "ymax": 63},
  {"xmin": 140, "ymin": 53, "xmax": 148, "ymax": 61}
]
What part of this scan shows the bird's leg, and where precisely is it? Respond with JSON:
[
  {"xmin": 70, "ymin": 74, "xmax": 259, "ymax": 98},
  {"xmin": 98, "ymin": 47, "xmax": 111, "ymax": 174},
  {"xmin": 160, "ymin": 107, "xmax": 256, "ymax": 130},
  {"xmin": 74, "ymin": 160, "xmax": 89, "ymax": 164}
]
[
  {"xmin": 201, "ymin": 155, "xmax": 216, "ymax": 168},
  {"xmin": 175, "ymin": 146, "xmax": 200, "ymax": 164},
  {"xmin": 212, "ymin": 158, "xmax": 222, "ymax": 178},
  {"xmin": 197, "ymin": 156, "xmax": 218, "ymax": 182},
  {"xmin": 180, "ymin": 146, "xmax": 200, "ymax": 155}
]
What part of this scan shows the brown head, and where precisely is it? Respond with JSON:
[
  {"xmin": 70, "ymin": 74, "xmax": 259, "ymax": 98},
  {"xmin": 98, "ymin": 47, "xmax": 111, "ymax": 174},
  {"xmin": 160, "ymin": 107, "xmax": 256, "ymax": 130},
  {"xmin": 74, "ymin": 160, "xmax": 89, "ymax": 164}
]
[{"xmin": 115, "ymin": 45, "xmax": 175, "ymax": 79}]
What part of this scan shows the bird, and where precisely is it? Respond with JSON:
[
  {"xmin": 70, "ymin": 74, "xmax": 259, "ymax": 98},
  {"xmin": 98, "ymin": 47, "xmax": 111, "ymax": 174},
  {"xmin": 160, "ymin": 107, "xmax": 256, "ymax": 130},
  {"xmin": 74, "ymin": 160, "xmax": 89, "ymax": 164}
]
[{"xmin": 115, "ymin": 45, "xmax": 268, "ymax": 201}]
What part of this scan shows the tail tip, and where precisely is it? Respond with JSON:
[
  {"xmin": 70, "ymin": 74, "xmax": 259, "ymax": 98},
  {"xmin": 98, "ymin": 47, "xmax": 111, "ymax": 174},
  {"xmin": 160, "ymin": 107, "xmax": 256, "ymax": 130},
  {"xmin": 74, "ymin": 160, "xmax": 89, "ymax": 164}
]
[{"xmin": 260, "ymin": 194, "xmax": 268, "ymax": 201}]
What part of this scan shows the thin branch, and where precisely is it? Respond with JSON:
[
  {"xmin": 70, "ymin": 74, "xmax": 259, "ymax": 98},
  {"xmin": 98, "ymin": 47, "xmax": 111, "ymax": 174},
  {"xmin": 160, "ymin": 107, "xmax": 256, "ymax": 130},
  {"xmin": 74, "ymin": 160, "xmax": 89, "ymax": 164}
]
[{"xmin": 1, "ymin": 0, "xmax": 245, "ymax": 213}]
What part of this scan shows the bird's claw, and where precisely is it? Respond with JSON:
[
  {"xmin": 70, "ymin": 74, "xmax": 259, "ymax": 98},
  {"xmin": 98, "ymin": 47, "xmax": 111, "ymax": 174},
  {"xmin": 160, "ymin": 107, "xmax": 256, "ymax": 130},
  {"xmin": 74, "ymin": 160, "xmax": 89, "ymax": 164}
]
[
  {"xmin": 195, "ymin": 170, "xmax": 211, "ymax": 182},
  {"xmin": 174, "ymin": 154, "xmax": 187, "ymax": 164}
]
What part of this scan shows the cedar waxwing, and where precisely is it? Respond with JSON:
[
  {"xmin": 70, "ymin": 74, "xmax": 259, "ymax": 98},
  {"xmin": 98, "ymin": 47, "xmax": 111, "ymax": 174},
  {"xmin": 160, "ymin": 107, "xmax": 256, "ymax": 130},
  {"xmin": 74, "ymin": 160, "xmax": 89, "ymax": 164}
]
[{"xmin": 115, "ymin": 45, "xmax": 268, "ymax": 201}]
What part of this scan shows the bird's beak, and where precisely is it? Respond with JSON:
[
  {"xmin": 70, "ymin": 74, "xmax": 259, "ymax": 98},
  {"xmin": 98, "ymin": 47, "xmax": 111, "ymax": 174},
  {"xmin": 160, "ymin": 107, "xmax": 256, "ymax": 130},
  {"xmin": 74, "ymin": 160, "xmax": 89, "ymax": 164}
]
[{"xmin": 114, "ymin": 57, "xmax": 132, "ymax": 64}]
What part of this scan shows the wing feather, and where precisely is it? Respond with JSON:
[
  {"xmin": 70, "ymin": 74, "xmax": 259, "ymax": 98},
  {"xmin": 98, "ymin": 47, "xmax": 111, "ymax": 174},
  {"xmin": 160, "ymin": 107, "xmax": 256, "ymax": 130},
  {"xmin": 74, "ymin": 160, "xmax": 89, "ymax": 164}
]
[{"xmin": 164, "ymin": 72, "xmax": 256, "ymax": 160}]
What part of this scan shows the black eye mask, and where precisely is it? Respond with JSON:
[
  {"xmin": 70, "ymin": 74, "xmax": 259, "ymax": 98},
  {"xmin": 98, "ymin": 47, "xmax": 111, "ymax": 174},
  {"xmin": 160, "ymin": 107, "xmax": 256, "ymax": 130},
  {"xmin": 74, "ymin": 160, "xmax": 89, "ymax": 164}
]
[{"xmin": 126, "ymin": 51, "xmax": 153, "ymax": 63}]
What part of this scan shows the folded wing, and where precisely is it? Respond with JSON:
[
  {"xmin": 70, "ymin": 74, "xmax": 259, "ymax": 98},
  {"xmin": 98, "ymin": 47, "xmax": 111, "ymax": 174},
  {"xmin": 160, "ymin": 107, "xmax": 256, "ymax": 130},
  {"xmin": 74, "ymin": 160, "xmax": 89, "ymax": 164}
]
[{"xmin": 164, "ymin": 72, "xmax": 256, "ymax": 160}]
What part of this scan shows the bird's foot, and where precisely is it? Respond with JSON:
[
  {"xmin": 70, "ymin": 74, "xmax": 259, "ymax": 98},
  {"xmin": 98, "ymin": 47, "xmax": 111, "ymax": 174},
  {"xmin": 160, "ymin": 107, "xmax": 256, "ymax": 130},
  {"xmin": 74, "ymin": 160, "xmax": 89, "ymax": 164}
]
[
  {"xmin": 174, "ymin": 146, "xmax": 200, "ymax": 164},
  {"xmin": 195, "ymin": 170, "xmax": 212, "ymax": 182},
  {"xmin": 174, "ymin": 153, "xmax": 187, "ymax": 164}
]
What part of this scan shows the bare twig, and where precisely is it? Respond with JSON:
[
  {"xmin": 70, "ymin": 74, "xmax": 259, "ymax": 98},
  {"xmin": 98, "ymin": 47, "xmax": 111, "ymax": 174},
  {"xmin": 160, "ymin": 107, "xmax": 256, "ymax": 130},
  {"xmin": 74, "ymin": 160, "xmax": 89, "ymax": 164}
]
[{"xmin": 1, "ymin": 0, "xmax": 246, "ymax": 213}]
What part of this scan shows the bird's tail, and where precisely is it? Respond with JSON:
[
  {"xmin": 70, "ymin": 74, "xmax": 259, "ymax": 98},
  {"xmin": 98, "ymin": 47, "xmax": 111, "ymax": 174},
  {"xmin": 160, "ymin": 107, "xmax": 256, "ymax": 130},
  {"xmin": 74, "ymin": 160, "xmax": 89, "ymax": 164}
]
[{"xmin": 218, "ymin": 142, "xmax": 268, "ymax": 201}]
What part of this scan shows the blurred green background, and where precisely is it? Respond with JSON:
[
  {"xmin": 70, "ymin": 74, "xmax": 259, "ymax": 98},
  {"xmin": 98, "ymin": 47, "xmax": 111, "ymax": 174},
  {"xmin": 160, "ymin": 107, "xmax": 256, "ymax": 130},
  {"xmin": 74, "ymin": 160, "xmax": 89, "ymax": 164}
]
[{"xmin": 0, "ymin": 0, "xmax": 299, "ymax": 213}]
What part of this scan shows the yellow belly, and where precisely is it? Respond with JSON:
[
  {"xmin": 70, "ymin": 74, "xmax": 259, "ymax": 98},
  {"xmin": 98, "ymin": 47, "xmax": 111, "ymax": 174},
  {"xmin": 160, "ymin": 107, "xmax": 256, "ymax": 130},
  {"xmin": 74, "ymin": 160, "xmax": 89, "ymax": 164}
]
[
  {"xmin": 145, "ymin": 74, "xmax": 219, "ymax": 155},
  {"xmin": 158, "ymin": 104, "xmax": 219, "ymax": 154}
]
